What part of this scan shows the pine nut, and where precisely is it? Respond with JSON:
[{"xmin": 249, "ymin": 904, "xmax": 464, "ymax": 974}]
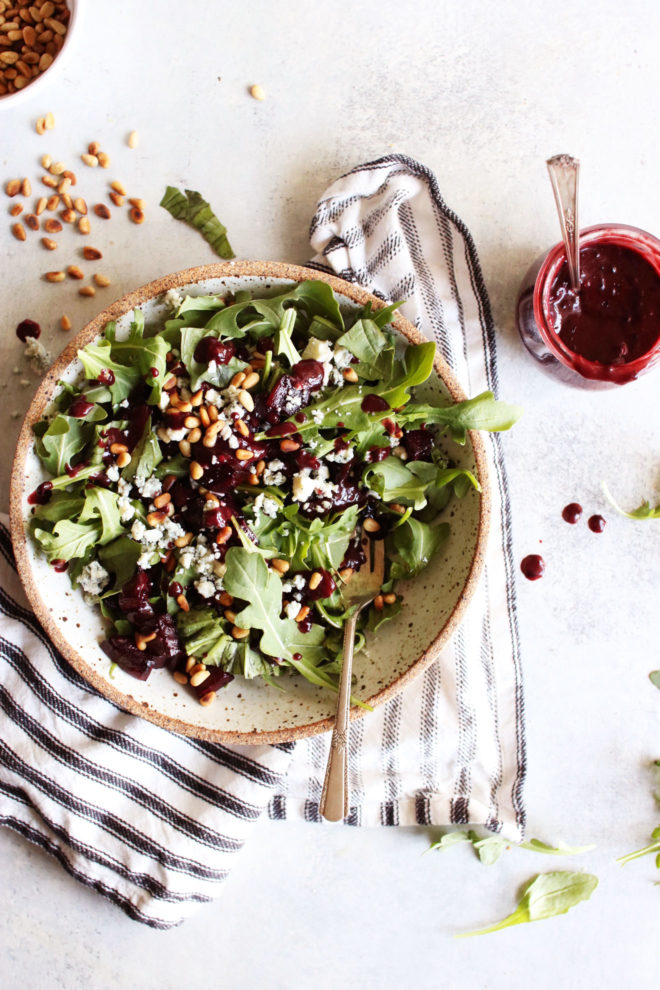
[
  {"xmin": 44, "ymin": 112, "xmax": 55, "ymax": 130},
  {"xmin": 41, "ymin": 236, "xmax": 57, "ymax": 250},
  {"xmin": 35, "ymin": 196, "xmax": 47, "ymax": 215},
  {"xmin": 183, "ymin": 415, "xmax": 200, "ymax": 429},
  {"xmin": 235, "ymin": 448, "xmax": 253, "ymax": 461},
  {"xmin": 219, "ymin": 591, "xmax": 234, "ymax": 607},
  {"xmin": 250, "ymin": 83, "xmax": 265, "ymax": 100},
  {"xmin": 45, "ymin": 270, "xmax": 65, "ymax": 281},
  {"xmin": 81, "ymin": 153, "xmax": 98, "ymax": 167},
  {"xmin": 189, "ymin": 461, "xmax": 204, "ymax": 481},
  {"xmin": 224, "ymin": 609, "xmax": 237, "ymax": 624},
  {"xmin": 93, "ymin": 273, "xmax": 110, "ymax": 287},
  {"xmin": 74, "ymin": 197, "xmax": 87, "ymax": 214},
  {"xmin": 127, "ymin": 130, "xmax": 139, "ymax": 149},
  {"xmin": 173, "ymin": 671, "xmax": 188, "ymax": 686},
  {"xmin": 230, "ymin": 372, "xmax": 246, "ymax": 388},
  {"xmin": 208, "ymin": 405, "xmax": 219, "ymax": 422},
  {"xmin": 41, "ymin": 174, "xmax": 57, "ymax": 188},
  {"xmin": 11, "ymin": 222, "xmax": 26, "ymax": 240},
  {"xmin": 109, "ymin": 191, "xmax": 124, "ymax": 207},
  {"xmin": 41, "ymin": 154, "xmax": 52, "ymax": 170},
  {"xmin": 178, "ymin": 438, "xmax": 191, "ymax": 458},
  {"xmin": 271, "ymin": 558, "xmax": 290, "ymax": 574},
  {"xmin": 215, "ymin": 526, "xmax": 232, "ymax": 545},
  {"xmin": 255, "ymin": 460, "xmax": 265, "ymax": 475},
  {"xmin": 60, "ymin": 314, "xmax": 71, "ymax": 331},
  {"xmin": 130, "ymin": 207, "xmax": 145, "ymax": 224},
  {"xmin": 61, "ymin": 208, "xmax": 76, "ymax": 223},
  {"xmin": 88, "ymin": 142, "xmax": 100, "ymax": 156},
  {"xmin": 36, "ymin": 118, "xmax": 47, "ymax": 135},
  {"xmin": 204, "ymin": 493, "xmax": 220, "ymax": 507},
  {"xmin": 97, "ymin": 151, "xmax": 110, "ymax": 168},
  {"xmin": 190, "ymin": 669, "xmax": 210, "ymax": 688},
  {"xmin": 49, "ymin": 161, "xmax": 65, "ymax": 175},
  {"xmin": 174, "ymin": 532, "xmax": 194, "ymax": 548},
  {"xmin": 187, "ymin": 427, "xmax": 202, "ymax": 443},
  {"xmin": 9, "ymin": 203, "xmax": 22, "ymax": 217},
  {"xmin": 25, "ymin": 213, "xmax": 39, "ymax": 230},
  {"xmin": 153, "ymin": 492, "xmax": 172, "ymax": 509},
  {"xmin": 5, "ymin": 179, "xmax": 21, "ymax": 197},
  {"xmin": 231, "ymin": 626, "xmax": 250, "ymax": 639},
  {"xmin": 176, "ymin": 593, "xmax": 190, "ymax": 613},
  {"xmin": 44, "ymin": 217, "xmax": 62, "ymax": 233},
  {"xmin": 109, "ymin": 442, "xmax": 128, "ymax": 454},
  {"xmin": 242, "ymin": 371, "xmax": 260, "ymax": 390},
  {"xmin": 79, "ymin": 286, "xmax": 96, "ymax": 297},
  {"xmin": 128, "ymin": 197, "xmax": 145, "ymax": 209},
  {"xmin": 295, "ymin": 606, "xmax": 310, "ymax": 623},
  {"xmin": 199, "ymin": 691, "xmax": 216, "ymax": 707},
  {"xmin": 343, "ymin": 367, "xmax": 359, "ymax": 382},
  {"xmin": 78, "ymin": 217, "xmax": 91, "ymax": 234},
  {"xmin": 46, "ymin": 194, "xmax": 59, "ymax": 210},
  {"xmin": 110, "ymin": 180, "xmax": 127, "ymax": 195},
  {"xmin": 238, "ymin": 389, "xmax": 254, "ymax": 412},
  {"xmin": 390, "ymin": 503, "xmax": 406, "ymax": 514},
  {"xmin": 383, "ymin": 593, "xmax": 397, "ymax": 605},
  {"xmin": 202, "ymin": 423, "xmax": 221, "ymax": 447},
  {"xmin": 373, "ymin": 594, "xmax": 384, "ymax": 611},
  {"xmin": 235, "ymin": 419, "xmax": 249, "ymax": 437},
  {"xmin": 57, "ymin": 177, "xmax": 71, "ymax": 194},
  {"xmin": 363, "ymin": 518, "xmax": 381, "ymax": 533},
  {"xmin": 93, "ymin": 203, "xmax": 111, "ymax": 219},
  {"xmin": 308, "ymin": 571, "xmax": 322, "ymax": 591},
  {"xmin": 185, "ymin": 656, "xmax": 197, "ymax": 673},
  {"xmin": 63, "ymin": 170, "xmax": 77, "ymax": 186},
  {"xmin": 67, "ymin": 264, "xmax": 83, "ymax": 280},
  {"xmin": 198, "ymin": 405, "xmax": 210, "ymax": 427},
  {"xmin": 190, "ymin": 389, "xmax": 204, "ymax": 406},
  {"xmin": 21, "ymin": 177, "xmax": 31, "ymax": 196},
  {"xmin": 339, "ymin": 568, "xmax": 354, "ymax": 582},
  {"xmin": 280, "ymin": 438, "xmax": 300, "ymax": 452},
  {"xmin": 116, "ymin": 451, "xmax": 131, "ymax": 468}
]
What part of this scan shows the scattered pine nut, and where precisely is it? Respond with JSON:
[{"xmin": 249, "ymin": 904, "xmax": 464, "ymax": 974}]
[
  {"xmin": 81, "ymin": 153, "xmax": 98, "ymax": 167},
  {"xmin": 111, "ymin": 180, "xmax": 127, "ymax": 195},
  {"xmin": 60, "ymin": 314, "xmax": 72, "ymax": 331},
  {"xmin": 97, "ymin": 151, "xmax": 110, "ymax": 168},
  {"xmin": 63, "ymin": 170, "xmax": 77, "ymax": 186},
  {"xmin": 35, "ymin": 196, "xmax": 47, "ymax": 215},
  {"xmin": 79, "ymin": 285, "xmax": 96, "ymax": 297},
  {"xmin": 235, "ymin": 448, "xmax": 253, "ymax": 462},
  {"xmin": 116, "ymin": 451, "xmax": 131, "ymax": 468},
  {"xmin": 45, "ymin": 270, "xmax": 65, "ymax": 282},
  {"xmin": 12, "ymin": 222, "xmax": 26, "ymax": 241},
  {"xmin": 74, "ymin": 197, "xmax": 87, "ymax": 215},
  {"xmin": 44, "ymin": 218, "xmax": 62, "ymax": 233},
  {"xmin": 82, "ymin": 246, "xmax": 102, "ymax": 260},
  {"xmin": 242, "ymin": 371, "xmax": 260, "ymax": 390},
  {"xmin": 45, "ymin": 113, "xmax": 55, "ymax": 130},
  {"xmin": 61, "ymin": 208, "xmax": 76, "ymax": 223},
  {"xmin": 238, "ymin": 389, "xmax": 254, "ymax": 412},
  {"xmin": 383, "ymin": 593, "xmax": 397, "ymax": 605},
  {"xmin": 21, "ymin": 178, "xmax": 31, "ymax": 196},
  {"xmin": 339, "ymin": 567, "xmax": 354, "ymax": 583},
  {"xmin": 9, "ymin": 203, "xmax": 23, "ymax": 217},
  {"xmin": 25, "ymin": 213, "xmax": 39, "ymax": 230},
  {"xmin": 66, "ymin": 265, "xmax": 83, "ymax": 280},
  {"xmin": 249, "ymin": 84, "xmax": 265, "ymax": 100},
  {"xmin": 109, "ymin": 191, "xmax": 124, "ymax": 207},
  {"xmin": 35, "ymin": 117, "xmax": 46, "ymax": 135},
  {"xmin": 173, "ymin": 671, "xmax": 188, "ymax": 686},
  {"xmin": 57, "ymin": 176, "xmax": 71, "ymax": 194},
  {"xmin": 93, "ymin": 203, "xmax": 111, "ymax": 219},
  {"xmin": 41, "ymin": 237, "xmax": 57, "ymax": 250},
  {"xmin": 127, "ymin": 130, "xmax": 139, "ymax": 149},
  {"xmin": 78, "ymin": 217, "xmax": 91, "ymax": 234},
  {"xmin": 49, "ymin": 161, "xmax": 65, "ymax": 175},
  {"xmin": 41, "ymin": 154, "xmax": 52, "ymax": 170},
  {"xmin": 363, "ymin": 517, "xmax": 381, "ymax": 533},
  {"xmin": 272, "ymin": 559, "xmax": 290, "ymax": 574},
  {"xmin": 189, "ymin": 461, "xmax": 204, "ymax": 481},
  {"xmin": 231, "ymin": 626, "xmax": 250, "ymax": 640},
  {"xmin": 199, "ymin": 691, "xmax": 216, "ymax": 707},
  {"xmin": 93, "ymin": 273, "xmax": 110, "ymax": 287},
  {"xmin": 46, "ymin": 194, "xmax": 60, "ymax": 211},
  {"xmin": 5, "ymin": 179, "xmax": 21, "ymax": 197},
  {"xmin": 373, "ymin": 594, "xmax": 384, "ymax": 611},
  {"xmin": 176, "ymin": 592, "xmax": 190, "ymax": 613},
  {"xmin": 343, "ymin": 367, "xmax": 359, "ymax": 382},
  {"xmin": 88, "ymin": 142, "xmax": 100, "ymax": 156},
  {"xmin": 129, "ymin": 206, "xmax": 144, "ymax": 224},
  {"xmin": 41, "ymin": 174, "xmax": 57, "ymax": 188}
]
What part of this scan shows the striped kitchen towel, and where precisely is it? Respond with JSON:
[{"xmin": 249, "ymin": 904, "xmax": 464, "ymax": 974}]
[{"xmin": 0, "ymin": 154, "xmax": 525, "ymax": 929}]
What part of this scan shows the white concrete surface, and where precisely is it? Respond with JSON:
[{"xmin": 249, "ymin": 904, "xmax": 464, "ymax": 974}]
[{"xmin": 0, "ymin": 1, "xmax": 658, "ymax": 987}]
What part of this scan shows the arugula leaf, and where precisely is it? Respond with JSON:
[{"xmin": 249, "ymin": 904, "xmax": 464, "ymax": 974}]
[
  {"xmin": 77, "ymin": 340, "xmax": 141, "ymax": 404},
  {"xmin": 159, "ymin": 186, "xmax": 235, "ymax": 259},
  {"xmin": 386, "ymin": 517, "xmax": 449, "ymax": 580},
  {"xmin": 602, "ymin": 483, "xmax": 660, "ymax": 520},
  {"xmin": 223, "ymin": 548, "xmax": 325, "ymax": 661},
  {"xmin": 275, "ymin": 307, "xmax": 301, "ymax": 367},
  {"xmin": 400, "ymin": 391, "xmax": 523, "ymax": 441},
  {"xmin": 617, "ymin": 825, "xmax": 660, "ymax": 866},
  {"xmin": 105, "ymin": 314, "xmax": 170, "ymax": 404},
  {"xmin": 650, "ymin": 671, "xmax": 660, "ymax": 690},
  {"xmin": 34, "ymin": 415, "xmax": 93, "ymax": 476},
  {"xmin": 29, "ymin": 491, "xmax": 84, "ymax": 525},
  {"xmin": 98, "ymin": 536, "xmax": 143, "ymax": 591},
  {"xmin": 32, "ymin": 519, "xmax": 100, "ymax": 562},
  {"xmin": 520, "ymin": 838, "xmax": 596, "ymax": 856},
  {"xmin": 430, "ymin": 831, "xmax": 595, "ymax": 864},
  {"xmin": 337, "ymin": 319, "xmax": 391, "ymax": 379},
  {"xmin": 457, "ymin": 872, "xmax": 598, "ymax": 937},
  {"xmin": 78, "ymin": 487, "xmax": 125, "ymax": 545},
  {"xmin": 179, "ymin": 325, "xmax": 248, "ymax": 390},
  {"xmin": 429, "ymin": 831, "xmax": 472, "ymax": 852},
  {"xmin": 124, "ymin": 416, "xmax": 162, "ymax": 482}
]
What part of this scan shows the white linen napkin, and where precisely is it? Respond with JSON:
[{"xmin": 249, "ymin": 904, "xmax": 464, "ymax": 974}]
[{"xmin": 0, "ymin": 155, "xmax": 526, "ymax": 929}]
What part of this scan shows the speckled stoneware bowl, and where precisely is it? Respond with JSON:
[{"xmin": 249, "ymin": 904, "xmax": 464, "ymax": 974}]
[{"xmin": 10, "ymin": 261, "xmax": 490, "ymax": 744}]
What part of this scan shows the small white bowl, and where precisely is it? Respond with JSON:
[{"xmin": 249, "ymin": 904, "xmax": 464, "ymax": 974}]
[{"xmin": 0, "ymin": 0, "xmax": 81, "ymax": 109}]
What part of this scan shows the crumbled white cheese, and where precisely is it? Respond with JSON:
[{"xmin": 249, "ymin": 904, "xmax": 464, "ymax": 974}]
[
  {"xmin": 135, "ymin": 475, "xmax": 162, "ymax": 499},
  {"xmin": 282, "ymin": 581, "xmax": 293, "ymax": 593},
  {"xmin": 78, "ymin": 561, "xmax": 110, "ymax": 597},
  {"xmin": 105, "ymin": 464, "xmax": 120, "ymax": 482},
  {"xmin": 292, "ymin": 573, "xmax": 306, "ymax": 591},
  {"xmin": 292, "ymin": 470, "xmax": 317, "ymax": 503},
  {"xmin": 311, "ymin": 409, "xmax": 325, "ymax": 425},
  {"xmin": 117, "ymin": 477, "xmax": 132, "ymax": 497},
  {"xmin": 117, "ymin": 497, "xmax": 135, "ymax": 523},
  {"xmin": 164, "ymin": 288, "xmax": 184, "ymax": 312},
  {"xmin": 252, "ymin": 493, "xmax": 279, "ymax": 518},
  {"xmin": 263, "ymin": 458, "xmax": 286, "ymax": 486},
  {"xmin": 302, "ymin": 337, "xmax": 333, "ymax": 363},
  {"xmin": 195, "ymin": 578, "xmax": 216, "ymax": 599},
  {"xmin": 158, "ymin": 390, "xmax": 170, "ymax": 411},
  {"xmin": 159, "ymin": 426, "xmax": 187, "ymax": 443},
  {"xmin": 24, "ymin": 336, "xmax": 51, "ymax": 374},
  {"xmin": 131, "ymin": 520, "xmax": 146, "ymax": 541},
  {"xmin": 333, "ymin": 345, "xmax": 353, "ymax": 369},
  {"xmin": 325, "ymin": 447, "xmax": 353, "ymax": 463},
  {"xmin": 284, "ymin": 601, "xmax": 301, "ymax": 620}
]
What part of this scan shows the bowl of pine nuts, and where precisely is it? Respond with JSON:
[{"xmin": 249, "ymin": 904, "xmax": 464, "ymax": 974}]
[{"xmin": 0, "ymin": 0, "xmax": 79, "ymax": 105}]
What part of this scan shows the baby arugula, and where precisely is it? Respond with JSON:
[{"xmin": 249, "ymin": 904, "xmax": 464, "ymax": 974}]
[
  {"xmin": 429, "ymin": 830, "xmax": 594, "ymax": 866},
  {"xmin": 456, "ymin": 872, "xmax": 599, "ymax": 937},
  {"xmin": 160, "ymin": 186, "xmax": 235, "ymax": 259},
  {"xmin": 602, "ymin": 482, "xmax": 660, "ymax": 520}
]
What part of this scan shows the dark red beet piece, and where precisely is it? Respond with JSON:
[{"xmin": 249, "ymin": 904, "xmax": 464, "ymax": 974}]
[
  {"xmin": 403, "ymin": 429, "xmax": 433, "ymax": 461},
  {"xmin": 193, "ymin": 336, "xmax": 236, "ymax": 366},
  {"xmin": 118, "ymin": 570, "xmax": 154, "ymax": 626},
  {"xmin": 191, "ymin": 667, "xmax": 234, "ymax": 699},
  {"xmin": 361, "ymin": 394, "xmax": 390, "ymax": 413},
  {"xmin": 16, "ymin": 319, "xmax": 41, "ymax": 342}
]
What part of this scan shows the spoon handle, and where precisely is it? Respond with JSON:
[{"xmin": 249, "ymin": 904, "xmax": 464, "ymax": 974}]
[{"xmin": 546, "ymin": 154, "xmax": 581, "ymax": 292}]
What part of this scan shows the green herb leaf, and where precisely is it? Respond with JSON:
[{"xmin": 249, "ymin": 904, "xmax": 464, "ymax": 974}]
[
  {"xmin": 77, "ymin": 340, "xmax": 141, "ymax": 404},
  {"xmin": 400, "ymin": 390, "xmax": 523, "ymax": 441},
  {"xmin": 34, "ymin": 414, "xmax": 93, "ymax": 476},
  {"xmin": 616, "ymin": 826, "xmax": 660, "ymax": 866},
  {"xmin": 32, "ymin": 519, "xmax": 100, "ymax": 563},
  {"xmin": 428, "ymin": 831, "xmax": 472, "ymax": 852},
  {"xmin": 602, "ymin": 483, "xmax": 660, "ymax": 520},
  {"xmin": 520, "ymin": 838, "xmax": 596, "ymax": 856},
  {"xmin": 386, "ymin": 517, "xmax": 449, "ymax": 580},
  {"xmin": 159, "ymin": 186, "xmax": 235, "ymax": 259},
  {"xmin": 457, "ymin": 872, "xmax": 598, "ymax": 937},
  {"xmin": 98, "ymin": 536, "xmax": 143, "ymax": 592},
  {"xmin": 650, "ymin": 671, "xmax": 660, "ymax": 689},
  {"xmin": 78, "ymin": 487, "xmax": 125, "ymax": 545}
]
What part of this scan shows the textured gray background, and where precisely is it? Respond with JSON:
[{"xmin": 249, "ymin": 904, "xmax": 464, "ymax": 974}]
[{"xmin": 0, "ymin": 1, "xmax": 658, "ymax": 987}]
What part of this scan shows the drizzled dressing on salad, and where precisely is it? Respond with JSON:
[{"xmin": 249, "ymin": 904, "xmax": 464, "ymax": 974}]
[{"xmin": 28, "ymin": 281, "xmax": 520, "ymax": 706}]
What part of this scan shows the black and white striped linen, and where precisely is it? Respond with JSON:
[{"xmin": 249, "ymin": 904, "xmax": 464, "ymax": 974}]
[
  {"xmin": 0, "ymin": 155, "xmax": 525, "ymax": 929},
  {"xmin": 269, "ymin": 155, "xmax": 526, "ymax": 835}
]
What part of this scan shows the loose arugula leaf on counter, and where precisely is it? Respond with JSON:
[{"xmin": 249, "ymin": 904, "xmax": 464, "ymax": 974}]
[
  {"xmin": 456, "ymin": 872, "xmax": 599, "ymax": 937},
  {"xmin": 430, "ymin": 831, "xmax": 595, "ymax": 865},
  {"xmin": 650, "ymin": 671, "xmax": 660, "ymax": 689},
  {"xmin": 159, "ymin": 186, "xmax": 235, "ymax": 259},
  {"xmin": 602, "ymin": 482, "xmax": 660, "ymax": 520},
  {"xmin": 616, "ymin": 825, "xmax": 660, "ymax": 868}
]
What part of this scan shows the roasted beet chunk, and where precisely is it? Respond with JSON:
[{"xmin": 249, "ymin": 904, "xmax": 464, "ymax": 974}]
[
  {"xmin": 265, "ymin": 358, "xmax": 324, "ymax": 422},
  {"xmin": 101, "ymin": 614, "xmax": 184, "ymax": 681},
  {"xmin": 101, "ymin": 637, "xmax": 156, "ymax": 680},
  {"xmin": 403, "ymin": 428, "xmax": 434, "ymax": 461},
  {"xmin": 118, "ymin": 570, "xmax": 154, "ymax": 625},
  {"xmin": 193, "ymin": 336, "xmax": 236, "ymax": 366},
  {"xmin": 191, "ymin": 667, "xmax": 234, "ymax": 699}
]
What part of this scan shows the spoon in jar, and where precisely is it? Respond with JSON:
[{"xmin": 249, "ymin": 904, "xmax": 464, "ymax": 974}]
[{"xmin": 546, "ymin": 154, "xmax": 581, "ymax": 292}]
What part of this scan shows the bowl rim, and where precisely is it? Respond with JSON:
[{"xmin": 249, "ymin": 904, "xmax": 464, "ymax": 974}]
[
  {"xmin": 9, "ymin": 260, "xmax": 490, "ymax": 744},
  {"xmin": 0, "ymin": 0, "xmax": 80, "ymax": 110}
]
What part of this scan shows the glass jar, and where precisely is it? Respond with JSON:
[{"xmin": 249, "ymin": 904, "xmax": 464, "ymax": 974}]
[{"xmin": 515, "ymin": 224, "xmax": 660, "ymax": 388}]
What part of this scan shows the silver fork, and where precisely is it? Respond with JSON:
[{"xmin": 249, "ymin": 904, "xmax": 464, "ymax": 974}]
[{"xmin": 320, "ymin": 537, "xmax": 385, "ymax": 822}]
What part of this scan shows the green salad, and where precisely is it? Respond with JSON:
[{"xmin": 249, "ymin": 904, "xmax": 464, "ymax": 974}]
[{"xmin": 27, "ymin": 280, "xmax": 520, "ymax": 705}]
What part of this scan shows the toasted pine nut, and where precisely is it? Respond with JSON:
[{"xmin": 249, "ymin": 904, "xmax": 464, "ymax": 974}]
[
  {"xmin": 94, "ymin": 203, "xmax": 111, "ymax": 219},
  {"xmin": 231, "ymin": 626, "xmax": 250, "ymax": 639},
  {"xmin": 109, "ymin": 442, "xmax": 128, "ymax": 454},
  {"xmin": 81, "ymin": 153, "xmax": 98, "ymax": 167},
  {"xmin": 272, "ymin": 559, "xmax": 290, "ymax": 574},
  {"xmin": 45, "ymin": 270, "xmax": 65, "ymax": 282},
  {"xmin": 9, "ymin": 203, "xmax": 23, "ymax": 217},
  {"xmin": 44, "ymin": 218, "xmax": 62, "ymax": 233},
  {"xmin": 44, "ymin": 112, "xmax": 55, "ymax": 130},
  {"xmin": 46, "ymin": 194, "xmax": 60, "ymax": 211},
  {"xmin": 280, "ymin": 438, "xmax": 300, "ymax": 452},
  {"xmin": 109, "ymin": 191, "xmax": 124, "ymax": 207},
  {"xmin": 94, "ymin": 273, "xmax": 111, "ymax": 287},
  {"xmin": 63, "ymin": 170, "xmax": 77, "ymax": 186},
  {"xmin": 41, "ymin": 237, "xmax": 57, "ymax": 250},
  {"xmin": 235, "ymin": 448, "xmax": 253, "ymax": 462},
  {"xmin": 185, "ymin": 656, "xmax": 197, "ymax": 673},
  {"xmin": 339, "ymin": 567, "xmax": 354, "ymax": 583},
  {"xmin": 97, "ymin": 151, "xmax": 110, "ymax": 168},
  {"xmin": 35, "ymin": 117, "xmax": 46, "ymax": 135},
  {"xmin": 173, "ymin": 671, "xmax": 188, "ymax": 686},
  {"xmin": 110, "ymin": 180, "xmax": 127, "ymax": 195},
  {"xmin": 216, "ymin": 525, "xmax": 232, "ymax": 545},
  {"xmin": 48, "ymin": 161, "xmax": 65, "ymax": 176},
  {"xmin": 78, "ymin": 217, "xmax": 91, "ymax": 234},
  {"xmin": 198, "ymin": 405, "xmax": 210, "ymax": 427},
  {"xmin": 363, "ymin": 518, "xmax": 381, "ymax": 533},
  {"xmin": 373, "ymin": 594, "xmax": 384, "ymax": 611},
  {"xmin": 127, "ymin": 130, "xmax": 139, "ymax": 149},
  {"xmin": 60, "ymin": 314, "xmax": 71, "ymax": 331},
  {"xmin": 383, "ymin": 593, "xmax": 397, "ymax": 605},
  {"xmin": 21, "ymin": 178, "xmax": 31, "ymax": 196},
  {"xmin": 174, "ymin": 532, "xmax": 194, "ymax": 548},
  {"xmin": 11, "ymin": 222, "xmax": 26, "ymax": 241},
  {"xmin": 187, "ymin": 427, "xmax": 202, "ymax": 443},
  {"xmin": 242, "ymin": 371, "xmax": 260, "ymax": 390},
  {"xmin": 250, "ymin": 84, "xmax": 265, "ymax": 100},
  {"xmin": 35, "ymin": 196, "xmax": 47, "ymax": 215},
  {"xmin": 79, "ymin": 286, "xmax": 96, "ymax": 297},
  {"xmin": 183, "ymin": 415, "xmax": 200, "ymax": 429},
  {"xmin": 41, "ymin": 154, "xmax": 52, "ymax": 170},
  {"xmin": 208, "ymin": 405, "xmax": 219, "ymax": 422},
  {"xmin": 61, "ymin": 208, "xmax": 76, "ymax": 223},
  {"xmin": 390, "ymin": 503, "xmax": 406, "ymax": 514},
  {"xmin": 189, "ymin": 460, "xmax": 204, "ymax": 481},
  {"xmin": 199, "ymin": 691, "xmax": 216, "ymax": 707},
  {"xmin": 224, "ymin": 610, "xmax": 237, "ymax": 624},
  {"xmin": 308, "ymin": 572, "xmax": 322, "ymax": 591},
  {"xmin": 176, "ymin": 593, "xmax": 190, "ymax": 612},
  {"xmin": 88, "ymin": 141, "xmax": 100, "ymax": 156},
  {"xmin": 74, "ymin": 197, "xmax": 87, "ymax": 215},
  {"xmin": 342, "ymin": 367, "xmax": 359, "ymax": 382},
  {"xmin": 178, "ymin": 438, "xmax": 191, "ymax": 458},
  {"xmin": 128, "ymin": 197, "xmax": 145, "ymax": 209},
  {"xmin": 295, "ymin": 606, "xmax": 310, "ymax": 623},
  {"xmin": 153, "ymin": 492, "xmax": 172, "ymax": 509},
  {"xmin": 238, "ymin": 389, "xmax": 254, "ymax": 412},
  {"xmin": 82, "ymin": 246, "xmax": 102, "ymax": 261},
  {"xmin": 219, "ymin": 591, "xmax": 233, "ymax": 607},
  {"xmin": 5, "ymin": 179, "xmax": 21, "ymax": 197},
  {"xmin": 202, "ymin": 424, "xmax": 221, "ymax": 448},
  {"xmin": 204, "ymin": 493, "xmax": 220, "ymax": 507},
  {"xmin": 190, "ymin": 669, "xmax": 210, "ymax": 688},
  {"xmin": 230, "ymin": 371, "xmax": 246, "ymax": 388},
  {"xmin": 116, "ymin": 451, "xmax": 131, "ymax": 468},
  {"xmin": 235, "ymin": 419, "xmax": 250, "ymax": 437},
  {"xmin": 255, "ymin": 460, "xmax": 265, "ymax": 475},
  {"xmin": 130, "ymin": 207, "xmax": 145, "ymax": 224},
  {"xmin": 67, "ymin": 264, "xmax": 83, "ymax": 280},
  {"xmin": 25, "ymin": 213, "xmax": 39, "ymax": 230},
  {"xmin": 190, "ymin": 388, "xmax": 204, "ymax": 406}
]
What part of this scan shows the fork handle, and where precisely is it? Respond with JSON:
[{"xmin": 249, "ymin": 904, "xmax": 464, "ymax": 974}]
[{"xmin": 320, "ymin": 609, "xmax": 359, "ymax": 821}]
